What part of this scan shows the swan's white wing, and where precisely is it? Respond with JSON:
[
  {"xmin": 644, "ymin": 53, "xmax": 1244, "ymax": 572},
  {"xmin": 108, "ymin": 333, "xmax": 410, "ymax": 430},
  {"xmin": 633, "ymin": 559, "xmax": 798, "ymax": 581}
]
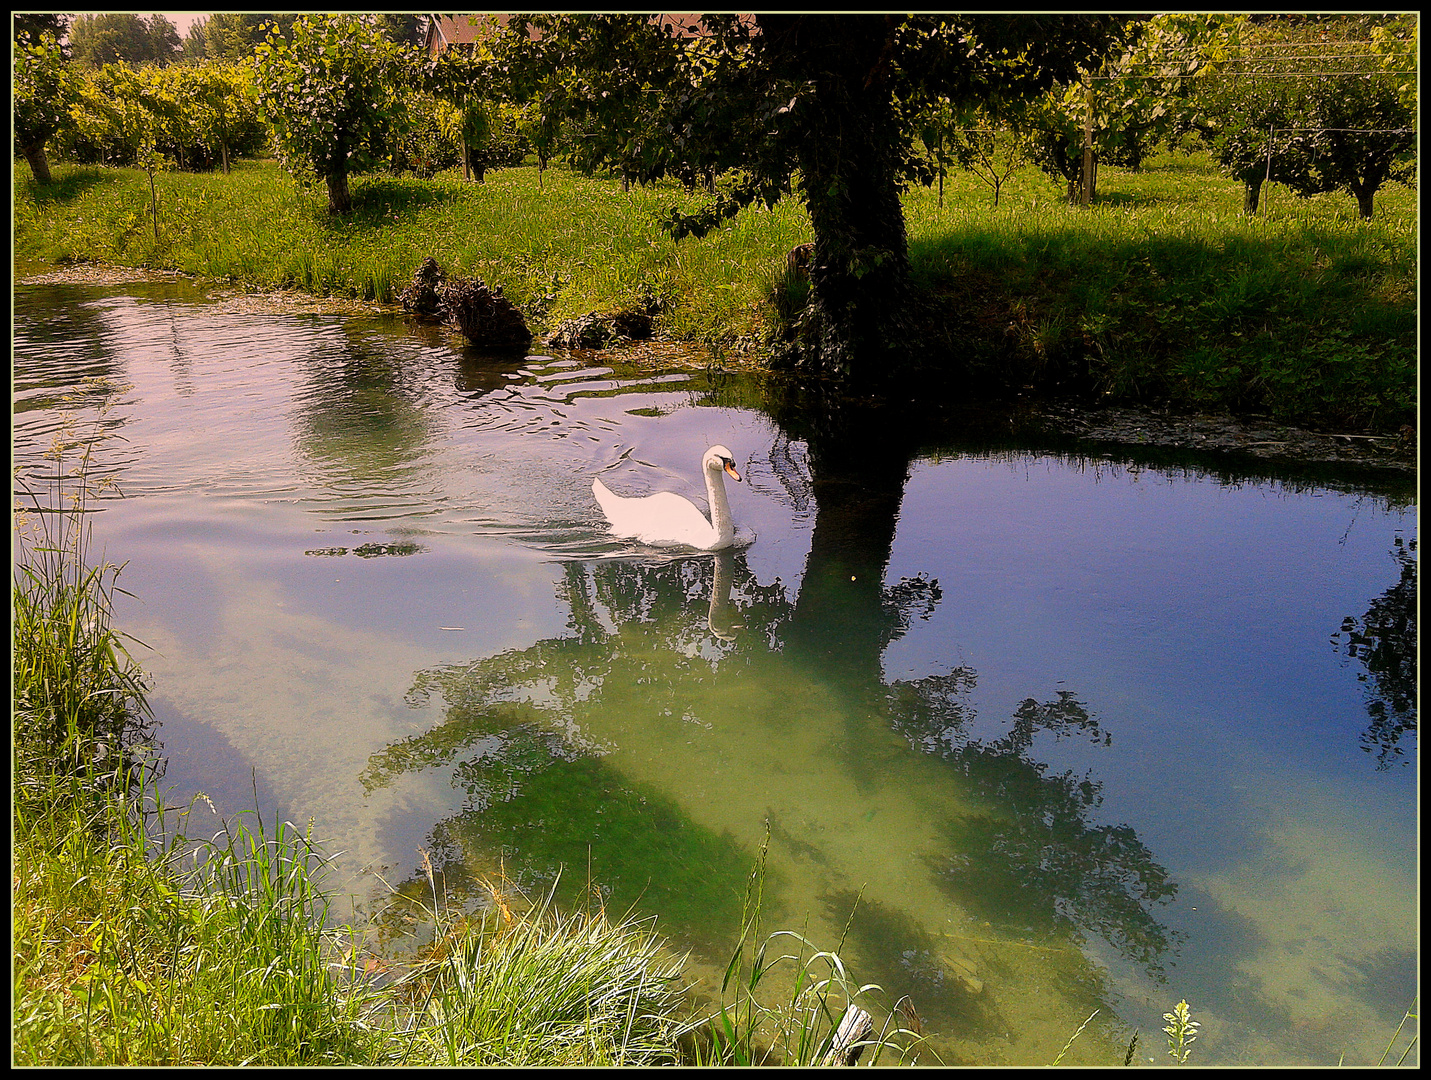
[{"xmin": 593, "ymin": 477, "xmax": 719, "ymax": 548}]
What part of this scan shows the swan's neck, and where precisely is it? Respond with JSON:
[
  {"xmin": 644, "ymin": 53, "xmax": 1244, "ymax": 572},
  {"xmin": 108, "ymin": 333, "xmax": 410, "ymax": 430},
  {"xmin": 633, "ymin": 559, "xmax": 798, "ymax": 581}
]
[{"xmin": 705, "ymin": 463, "xmax": 735, "ymax": 546}]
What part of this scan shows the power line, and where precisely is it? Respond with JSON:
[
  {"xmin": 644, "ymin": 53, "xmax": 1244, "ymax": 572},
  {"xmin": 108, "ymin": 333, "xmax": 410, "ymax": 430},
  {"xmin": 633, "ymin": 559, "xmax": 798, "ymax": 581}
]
[
  {"xmin": 1267, "ymin": 127, "xmax": 1416, "ymax": 133},
  {"xmin": 1092, "ymin": 69, "xmax": 1415, "ymax": 82}
]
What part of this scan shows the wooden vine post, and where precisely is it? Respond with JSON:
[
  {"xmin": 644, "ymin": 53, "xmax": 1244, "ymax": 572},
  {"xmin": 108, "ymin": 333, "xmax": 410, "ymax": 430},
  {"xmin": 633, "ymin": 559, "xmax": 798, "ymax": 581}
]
[{"xmin": 1081, "ymin": 73, "xmax": 1094, "ymax": 206}]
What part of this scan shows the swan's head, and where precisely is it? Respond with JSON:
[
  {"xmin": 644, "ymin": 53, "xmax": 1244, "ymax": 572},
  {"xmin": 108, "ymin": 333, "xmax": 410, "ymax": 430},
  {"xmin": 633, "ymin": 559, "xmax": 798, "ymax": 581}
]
[{"xmin": 704, "ymin": 444, "xmax": 741, "ymax": 482}]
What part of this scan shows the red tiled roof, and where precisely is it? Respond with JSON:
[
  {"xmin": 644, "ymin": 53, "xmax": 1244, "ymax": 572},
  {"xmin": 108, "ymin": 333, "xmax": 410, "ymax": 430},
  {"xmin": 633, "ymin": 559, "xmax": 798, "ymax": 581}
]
[{"xmin": 424, "ymin": 13, "xmax": 755, "ymax": 55}]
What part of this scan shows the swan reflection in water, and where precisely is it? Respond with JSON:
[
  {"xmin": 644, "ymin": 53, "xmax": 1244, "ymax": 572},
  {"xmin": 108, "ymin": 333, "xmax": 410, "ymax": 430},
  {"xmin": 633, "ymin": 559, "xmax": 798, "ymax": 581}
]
[{"xmin": 707, "ymin": 549, "xmax": 744, "ymax": 641}]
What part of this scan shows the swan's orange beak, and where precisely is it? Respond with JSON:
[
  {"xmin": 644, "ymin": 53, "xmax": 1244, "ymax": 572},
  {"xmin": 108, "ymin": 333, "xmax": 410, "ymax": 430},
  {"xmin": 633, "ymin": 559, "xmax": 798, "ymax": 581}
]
[{"xmin": 723, "ymin": 459, "xmax": 742, "ymax": 482}]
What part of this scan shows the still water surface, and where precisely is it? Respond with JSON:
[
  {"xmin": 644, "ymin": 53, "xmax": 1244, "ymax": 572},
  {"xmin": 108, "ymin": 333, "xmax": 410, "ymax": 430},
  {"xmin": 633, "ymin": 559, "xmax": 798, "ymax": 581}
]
[{"xmin": 12, "ymin": 280, "xmax": 1417, "ymax": 1066}]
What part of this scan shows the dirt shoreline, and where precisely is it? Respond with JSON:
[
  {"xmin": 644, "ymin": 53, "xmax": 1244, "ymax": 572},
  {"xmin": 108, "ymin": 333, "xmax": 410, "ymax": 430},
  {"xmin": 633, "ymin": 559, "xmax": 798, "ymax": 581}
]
[
  {"xmin": 1029, "ymin": 403, "xmax": 1416, "ymax": 475},
  {"xmin": 19, "ymin": 262, "xmax": 1417, "ymax": 475}
]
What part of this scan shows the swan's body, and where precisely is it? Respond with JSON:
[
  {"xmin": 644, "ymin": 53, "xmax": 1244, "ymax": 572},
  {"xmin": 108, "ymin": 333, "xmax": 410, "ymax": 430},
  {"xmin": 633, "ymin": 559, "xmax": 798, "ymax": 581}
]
[{"xmin": 593, "ymin": 445, "xmax": 742, "ymax": 550}]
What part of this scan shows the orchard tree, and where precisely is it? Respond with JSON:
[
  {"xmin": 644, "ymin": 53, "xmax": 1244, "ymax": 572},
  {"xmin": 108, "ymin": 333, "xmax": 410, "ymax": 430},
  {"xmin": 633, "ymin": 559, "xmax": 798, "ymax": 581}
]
[
  {"xmin": 182, "ymin": 62, "xmax": 265, "ymax": 173},
  {"xmin": 419, "ymin": 43, "xmax": 501, "ymax": 182},
  {"xmin": 1021, "ymin": 15, "xmax": 1242, "ymax": 204},
  {"xmin": 916, "ymin": 98, "xmax": 1033, "ymax": 208},
  {"xmin": 254, "ymin": 15, "xmax": 414, "ymax": 214},
  {"xmin": 1195, "ymin": 15, "xmax": 1415, "ymax": 217},
  {"xmin": 1202, "ymin": 76, "xmax": 1318, "ymax": 214},
  {"xmin": 498, "ymin": 14, "xmax": 1130, "ymax": 382},
  {"xmin": 1304, "ymin": 70, "xmax": 1415, "ymax": 219},
  {"xmin": 14, "ymin": 33, "xmax": 77, "ymax": 183}
]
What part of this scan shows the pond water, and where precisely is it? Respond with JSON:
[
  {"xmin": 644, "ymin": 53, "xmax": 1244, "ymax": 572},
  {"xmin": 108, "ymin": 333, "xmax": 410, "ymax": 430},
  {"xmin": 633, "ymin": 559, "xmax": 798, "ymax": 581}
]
[{"xmin": 12, "ymin": 280, "xmax": 1417, "ymax": 1066}]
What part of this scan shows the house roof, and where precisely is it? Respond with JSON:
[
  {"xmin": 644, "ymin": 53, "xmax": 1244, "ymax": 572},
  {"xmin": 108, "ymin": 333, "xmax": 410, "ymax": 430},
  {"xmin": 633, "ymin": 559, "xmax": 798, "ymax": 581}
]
[
  {"xmin": 424, "ymin": 14, "xmax": 500, "ymax": 56},
  {"xmin": 423, "ymin": 14, "xmax": 755, "ymax": 56}
]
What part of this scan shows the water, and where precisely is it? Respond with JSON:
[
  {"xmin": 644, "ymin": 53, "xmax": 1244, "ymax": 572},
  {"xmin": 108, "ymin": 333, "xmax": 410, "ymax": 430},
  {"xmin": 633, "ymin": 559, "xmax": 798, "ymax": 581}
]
[{"xmin": 12, "ymin": 280, "xmax": 1417, "ymax": 1066}]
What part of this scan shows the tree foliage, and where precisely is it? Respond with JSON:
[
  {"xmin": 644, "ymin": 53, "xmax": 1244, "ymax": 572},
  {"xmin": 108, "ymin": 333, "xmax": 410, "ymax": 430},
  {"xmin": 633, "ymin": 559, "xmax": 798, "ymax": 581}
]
[
  {"xmin": 1334, "ymin": 537, "xmax": 1417, "ymax": 771},
  {"xmin": 1194, "ymin": 15, "xmax": 1416, "ymax": 219},
  {"xmin": 184, "ymin": 14, "xmax": 298, "ymax": 63},
  {"xmin": 253, "ymin": 15, "xmax": 415, "ymax": 214},
  {"xmin": 496, "ymin": 14, "xmax": 1130, "ymax": 381},
  {"xmin": 68, "ymin": 13, "xmax": 180, "ymax": 69},
  {"xmin": 13, "ymin": 13, "xmax": 70, "ymax": 55},
  {"xmin": 13, "ymin": 33, "xmax": 77, "ymax": 183}
]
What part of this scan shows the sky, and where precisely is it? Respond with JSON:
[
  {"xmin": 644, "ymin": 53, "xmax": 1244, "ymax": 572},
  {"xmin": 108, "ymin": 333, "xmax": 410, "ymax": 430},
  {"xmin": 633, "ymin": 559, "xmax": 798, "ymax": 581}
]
[{"xmin": 153, "ymin": 12, "xmax": 204, "ymax": 37}]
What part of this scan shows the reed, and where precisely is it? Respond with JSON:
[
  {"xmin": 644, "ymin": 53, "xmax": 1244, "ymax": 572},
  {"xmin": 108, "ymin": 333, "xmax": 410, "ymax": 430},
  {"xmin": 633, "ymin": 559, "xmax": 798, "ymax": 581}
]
[
  {"xmin": 691, "ymin": 827, "xmax": 927, "ymax": 1066},
  {"xmin": 12, "ymin": 387, "xmax": 150, "ymax": 778}
]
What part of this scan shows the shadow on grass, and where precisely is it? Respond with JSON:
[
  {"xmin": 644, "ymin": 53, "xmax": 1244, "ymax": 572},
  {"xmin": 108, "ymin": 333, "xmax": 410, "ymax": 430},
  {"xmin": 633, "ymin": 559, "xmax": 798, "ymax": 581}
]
[
  {"xmin": 332, "ymin": 176, "xmax": 469, "ymax": 230},
  {"xmin": 22, "ymin": 166, "xmax": 111, "ymax": 206},
  {"xmin": 1089, "ymin": 189, "xmax": 1164, "ymax": 209}
]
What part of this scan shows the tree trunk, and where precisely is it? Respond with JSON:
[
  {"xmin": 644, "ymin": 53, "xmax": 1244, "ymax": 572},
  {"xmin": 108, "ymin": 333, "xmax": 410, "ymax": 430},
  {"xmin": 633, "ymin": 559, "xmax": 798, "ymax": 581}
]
[
  {"xmin": 1352, "ymin": 183, "xmax": 1375, "ymax": 220},
  {"xmin": 325, "ymin": 168, "xmax": 351, "ymax": 215},
  {"xmin": 772, "ymin": 17, "xmax": 911, "ymax": 383},
  {"xmin": 148, "ymin": 169, "xmax": 159, "ymax": 246},
  {"xmin": 220, "ymin": 139, "xmax": 230, "ymax": 175},
  {"xmin": 21, "ymin": 140, "xmax": 52, "ymax": 184},
  {"xmin": 1243, "ymin": 178, "xmax": 1262, "ymax": 215}
]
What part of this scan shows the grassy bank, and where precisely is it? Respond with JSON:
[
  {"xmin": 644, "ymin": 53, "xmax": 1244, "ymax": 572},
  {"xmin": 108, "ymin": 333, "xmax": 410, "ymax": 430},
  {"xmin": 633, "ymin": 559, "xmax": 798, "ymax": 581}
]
[{"xmin": 13, "ymin": 150, "xmax": 1415, "ymax": 430}]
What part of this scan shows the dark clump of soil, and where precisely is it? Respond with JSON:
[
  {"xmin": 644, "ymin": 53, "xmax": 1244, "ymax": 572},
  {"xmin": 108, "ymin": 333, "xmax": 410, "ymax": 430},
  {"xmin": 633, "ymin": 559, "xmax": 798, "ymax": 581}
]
[{"xmin": 400, "ymin": 257, "xmax": 531, "ymax": 348}]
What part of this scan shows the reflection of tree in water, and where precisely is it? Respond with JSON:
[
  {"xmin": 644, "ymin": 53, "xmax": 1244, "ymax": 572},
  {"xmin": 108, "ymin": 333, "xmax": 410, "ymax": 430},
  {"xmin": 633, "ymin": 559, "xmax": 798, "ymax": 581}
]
[
  {"xmin": 291, "ymin": 340, "xmax": 439, "ymax": 482},
  {"xmin": 362, "ymin": 555, "xmax": 792, "ymax": 954},
  {"xmin": 888, "ymin": 677, "xmax": 1181, "ymax": 978},
  {"xmin": 1333, "ymin": 536, "xmax": 1417, "ymax": 770},
  {"xmin": 362, "ymin": 396, "xmax": 1181, "ymax": 996}
]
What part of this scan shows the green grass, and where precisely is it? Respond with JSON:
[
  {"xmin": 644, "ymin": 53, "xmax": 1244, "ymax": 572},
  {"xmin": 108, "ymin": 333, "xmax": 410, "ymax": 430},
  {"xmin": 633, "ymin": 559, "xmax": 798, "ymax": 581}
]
[
  {"xmin": 11, "ymin": 148, "xmax": 1416, "ymax": 429},
  {"xmin": 12, "ymin": 776, "xmax": 384, "ymax": 1065},
  {"xmin": 12, "ymin": 158, "xmax": 809, "ymax": 345},
  {"xmin": 875, "ymin": 146, "xmax": 1406, "ymax": 429},
  {"xmin": 900, "ymin": 148, "xmax": 1415, "ymax": 429},
  {"xmin": 394, "ymin": 867, "xmax": 692, "ymax": 1067}
]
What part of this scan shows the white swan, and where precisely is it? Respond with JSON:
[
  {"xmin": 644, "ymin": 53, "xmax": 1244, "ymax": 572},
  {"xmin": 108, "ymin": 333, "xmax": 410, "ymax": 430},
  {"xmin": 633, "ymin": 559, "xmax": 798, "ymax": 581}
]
[{"xmin": 593, "ymin": 444, "xmax": 743, "ymax": 550}]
